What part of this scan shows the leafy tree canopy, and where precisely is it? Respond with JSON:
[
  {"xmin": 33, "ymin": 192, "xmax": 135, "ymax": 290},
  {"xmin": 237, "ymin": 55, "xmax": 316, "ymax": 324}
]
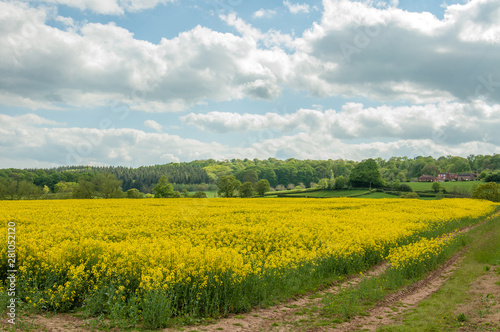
[
  {"xmin": 484, "ymin": 172, "xmax": 500, "ymax": 183},
  {"xmin": 192, "ymin": 191, "xmax": 207, "ymax": 198},
  {"xmin": 1, "ymin": 154, "xmax": 500, "ymax": 200},
  {"xmin": 239, "ymin": 182, "xmax": 254, "ymax": 198},
  {"xmin": 255, "ymin": 179, "xmax": 271, "ymax": 196},
  {"xmin": 217, "ymin": 175, "xmax": 241, "ymax": 198},
  {"xmin": 472, "ymin": 182, "xmax": 500, "ymax": 202},
  {"xmin": 153, "ymin": 175, "xmax": 174, "ymax": 198},
  {"xmin": 348, "ymin": 159, "xmax": 385, "ymax": 188}
]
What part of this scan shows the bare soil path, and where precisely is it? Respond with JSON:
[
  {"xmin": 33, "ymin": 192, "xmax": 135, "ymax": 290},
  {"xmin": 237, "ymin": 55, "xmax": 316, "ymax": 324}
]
[
  {"xmin": 167, "ymin": 262, "xmax": 389, "ymax": 332},
  {"xmin": 333, "ymin": 250, "xmax": 466, "ymax": 331}
]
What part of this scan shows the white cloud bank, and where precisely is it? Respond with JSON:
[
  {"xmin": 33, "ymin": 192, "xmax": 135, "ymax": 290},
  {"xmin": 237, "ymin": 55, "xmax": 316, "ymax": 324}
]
[
  {"xmin": 2, "ymin": 0, "xmax": 500, "ymax": 166},
  {"xmin": 27, "ymin": 0, "xmax": 175, "ymax": 15},
  {"xmin": 182, "ymin": 101, "xmax": 500, "ymax": 145},
  {"xmin": 0, "ymin": 2, "xmax": 289, "ymax": 112},
  {"xmin": 1, "ymin": 0, "xmax": 500, "ymax": 112},
  {"xmin": 0, "ymin": 113, "xmax": 229, "ymax": 168},
  {"xmin": 3, "ymin": 99, "xmax": 499, "ymax": 168},
  {"xmin": 289, "ymin": 0, "xmax": 500, "ymax": 104}
]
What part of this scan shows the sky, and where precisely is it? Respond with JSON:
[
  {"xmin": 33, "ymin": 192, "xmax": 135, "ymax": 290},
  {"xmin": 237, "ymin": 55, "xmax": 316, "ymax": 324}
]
[{"xmin": 0, "ymin": 0, "xmax": 499, "ymax": 168}]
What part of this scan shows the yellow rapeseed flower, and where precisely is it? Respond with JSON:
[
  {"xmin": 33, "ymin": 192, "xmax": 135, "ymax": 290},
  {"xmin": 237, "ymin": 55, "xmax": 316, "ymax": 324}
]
[{"xmin": 0, "ymin": 198, "xmax": 496, "ymax": 309}]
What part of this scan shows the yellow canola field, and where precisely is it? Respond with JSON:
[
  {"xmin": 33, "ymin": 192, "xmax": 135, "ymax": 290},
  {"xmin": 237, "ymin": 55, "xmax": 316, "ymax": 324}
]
[
  {"xmin": 387, "ymin": 236, "xmax": 454, "ymax": 271},
  {"xmin": 0, "ymin": 198, "xmax": 497, "ymax": 312}
]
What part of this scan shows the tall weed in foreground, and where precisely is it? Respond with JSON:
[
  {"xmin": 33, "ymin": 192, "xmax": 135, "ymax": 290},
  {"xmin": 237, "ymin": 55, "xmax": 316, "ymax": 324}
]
[{"xmin": 142, "ymin": 289, "xmax": 175, "ymax": 328}]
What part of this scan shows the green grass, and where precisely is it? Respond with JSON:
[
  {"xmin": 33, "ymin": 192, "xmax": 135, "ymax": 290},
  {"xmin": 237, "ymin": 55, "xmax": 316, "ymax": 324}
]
[
  {"xmin": 187, "ymin": 191, "xmax": 217, "ymax": 198},
  {"xmin": 269, "ymin": 189, "xmax": 444, "ymax": 199},
  {"xmin": 407, "ymin": 181, "xmax": 481, "ymax": 193},
  {"xmin": 379, "ymin": 212, "xmax": 500, "ymax": 332},
  {"xmin": 266, "ymin": 188, "xmax": 322, "ymax": 195},
  {"xmin": 361, "ymin": 192, "xmax": 399, "ymax": 199},
  {"xmin": 283, "ymin": 189, "xmax": 369, "ymax": 198},
  {"xmin": 188, "ymin": 182, "xmax": 483, "ymax": 199}
]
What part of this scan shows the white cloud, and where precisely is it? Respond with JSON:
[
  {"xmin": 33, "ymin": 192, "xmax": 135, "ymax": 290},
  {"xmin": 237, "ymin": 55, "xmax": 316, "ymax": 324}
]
[
  {"xmin": 0, "ymin": 114, "xmax": 228, "ymax": 167},
  {"xmin": 0, "ymin": 3, "xmax": 290, "ymax": 112},
  {"xmin": 283, "ymin": 0, "xmax": 310, "ymax": 14},
  {"xmin": 238, "ymin": 134, "xmax": 500, "ymax": 162},
  {"xmin": 445, "ymin": 0, "xmax": 500, "ymax": 43},
  {"xmin": 253, "ymin": 8, "xmax": 277, "ymax": 19},
  {"xmin": 54, "ymin": 15, "xmax": 75, "ymax": 27},
  {"xmin": 144, "ymin": 120, "xmax": 162, "ymax": 132},
  {"xmin": 1, "ymin": 109, "xmax": 500, "ymax": 168},
  {"xmin": 182, "ymin": 101, "xmax": 500, "ymax": 145},
  {"xmin": 289, "ymin": 0, "xmax": 500, "ymax": 104},
  {"xmin": 0, "ymin": 113, "xmax": 61, "ymax": 127},
  {"xmin": 159, "ymin": 153, "xmax": 180, "ymax": 163},
  {"xmin": 3, "ymin": 0, "xmax": 500, "ymax": 113},
  {"xmin": 371, "ymin": 0, "xmax": 399, "ymax": 9},
  {"xmin": 2, "ymin": 1, "xmax": 500, "ymax": 168},
  {"xmin": 27, "ymin": 0, "xmax": 175, "ymax": 15},
  {"xmin": 221, "ymin": 13, "xmax": 296, "ymax": 49}
]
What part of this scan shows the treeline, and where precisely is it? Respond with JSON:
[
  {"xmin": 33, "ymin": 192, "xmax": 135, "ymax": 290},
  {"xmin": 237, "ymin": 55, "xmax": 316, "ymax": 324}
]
[
  {"xmin": 0, "ymin": 154, "xmax": 499, "ymax": 200},
  {"xmin": 15, "ymin": 163, "xmax": 210, "ymax": 193}
]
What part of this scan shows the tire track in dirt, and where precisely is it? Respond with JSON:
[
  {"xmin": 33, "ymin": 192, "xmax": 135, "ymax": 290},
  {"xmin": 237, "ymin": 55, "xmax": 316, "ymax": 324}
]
[
  {"xmin": 1, "ymin": 313, "xmax": 90, "ymax": 332},
  {"xmin": 334, "ymin": 248, "xmax": 467, "ymax": 331},
  {"xmin": 453, "ymin": 266, "xmax": 500, "ymax": 331},
  {"xmin": 168, "ymin": 261, "xmax": 390, "ymax": 332}
]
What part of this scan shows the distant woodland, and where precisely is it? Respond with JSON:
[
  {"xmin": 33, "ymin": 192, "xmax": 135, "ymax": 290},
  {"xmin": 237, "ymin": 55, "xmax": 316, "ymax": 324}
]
[{"xmin": 0, "ymin": 154, "xmax": 500, "ymax": 200}]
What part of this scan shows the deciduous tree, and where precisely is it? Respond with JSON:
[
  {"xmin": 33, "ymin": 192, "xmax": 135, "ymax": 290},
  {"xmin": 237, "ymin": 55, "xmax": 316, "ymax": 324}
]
[
  {"xmin": 432, "ymin": 182, "xmax": 441, "ymax": 193},
  {"xmin": 73, "ymin": 179, "xmax": 95, "ymax": 199},
  {"xmin": 240, "ymin": 182, "xmax": 254, "ymax": 198},
  {"xmin": 153, "ymin": 175, "xmax": 174, "ymax": 198},
  {"xmin": 255, "ymin": 179, "xmax": 270, "ymax": 196},
  {"xmin": 17, "ymin": 181, "xmax": 42, "ymax": 199},
  {"xmin": 95, "ymin": 173, "xmax": 123, "ymax": 198},
  {"xmin": 472, "ymin": 182, "xmax": 500, "ymax": 202},
  {"xmin": 318, "ymin": 178, "xmax": 329, "ymax": 189},
  {"xmin": 334, "ymin": 176, "xmax": 346, "ymax": 190},
  {"xmin": 348, "ymin": 159, "xmax": 385, "ymax": 188},
  {"xmin": 217, "ymin": 175, "xmax": 241, "ymax": 198},
  {"xmin": 126, "ymin": 188, "xmax": 143, "ymax": 198},
  {"xmin": 192, "ymin": 191, "xmax": 207, "ymax": 198}
]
